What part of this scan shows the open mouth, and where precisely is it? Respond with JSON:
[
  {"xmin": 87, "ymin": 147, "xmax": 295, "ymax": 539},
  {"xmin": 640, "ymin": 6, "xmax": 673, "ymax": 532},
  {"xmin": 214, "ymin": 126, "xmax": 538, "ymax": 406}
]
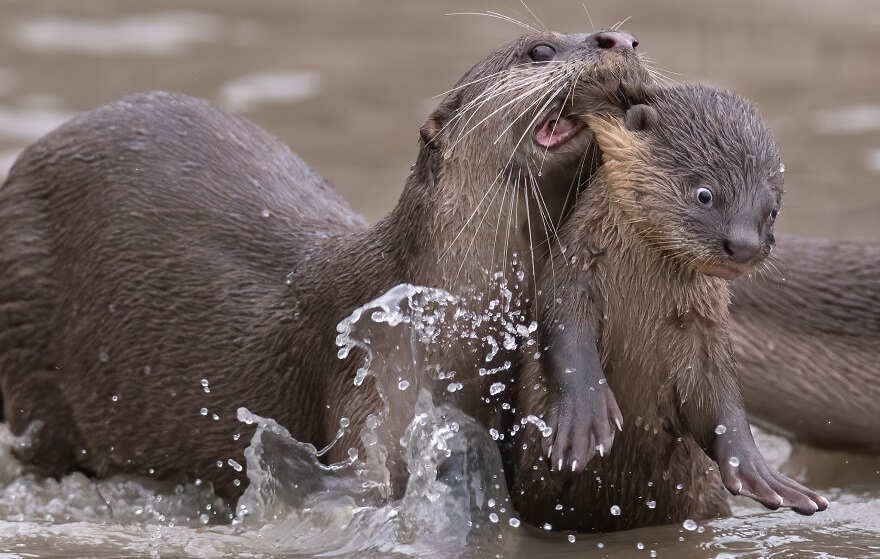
[
  {"xmin": 534, "ymin": 111, "xmax": 586, "ymax": 150},
  {"xmin": 700, "ymin": 261, "xmax": 750, "ymax": 281}
]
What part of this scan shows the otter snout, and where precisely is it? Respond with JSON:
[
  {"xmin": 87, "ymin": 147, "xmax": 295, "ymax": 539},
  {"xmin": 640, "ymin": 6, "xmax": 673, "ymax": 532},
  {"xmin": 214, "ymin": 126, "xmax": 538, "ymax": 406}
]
[
  {"xmin": 722, "ymin": 235, "xmax": 762, "ymax": 264},
  {"xmin": 593, "ymin": 31, "xmax": 638, "ymax": 52}
]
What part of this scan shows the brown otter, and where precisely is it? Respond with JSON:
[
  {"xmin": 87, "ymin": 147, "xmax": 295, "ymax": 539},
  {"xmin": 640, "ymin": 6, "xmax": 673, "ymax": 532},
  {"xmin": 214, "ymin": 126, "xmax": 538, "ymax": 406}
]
[
  {"xmin": 0, "ymin": 30, "xmax": 652, "ymax": 502},
  {"xmin": 730, "ymin": 234, "xmax": 880, "ymax": 452},
  {"xmin": 514, "ymin": 84, "xmax": 828, "ymax": 533}
]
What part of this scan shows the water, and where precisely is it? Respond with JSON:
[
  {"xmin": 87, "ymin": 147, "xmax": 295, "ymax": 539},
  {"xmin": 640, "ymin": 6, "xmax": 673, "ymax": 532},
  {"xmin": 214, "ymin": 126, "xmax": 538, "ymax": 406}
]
[
  {"xmin": 1, "ymin": 1, "xmax": 879, "ymax": 557},
  {"xmin": 1, "ymin": 283, "xmax": 879, "ymax": 557}
]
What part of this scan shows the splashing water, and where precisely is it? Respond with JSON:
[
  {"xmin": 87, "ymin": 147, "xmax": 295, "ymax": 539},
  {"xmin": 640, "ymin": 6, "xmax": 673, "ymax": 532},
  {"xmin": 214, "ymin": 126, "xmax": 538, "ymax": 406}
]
[{"xmin": 1, "ymin": 282, "xmax": 878, "ymax": 558}]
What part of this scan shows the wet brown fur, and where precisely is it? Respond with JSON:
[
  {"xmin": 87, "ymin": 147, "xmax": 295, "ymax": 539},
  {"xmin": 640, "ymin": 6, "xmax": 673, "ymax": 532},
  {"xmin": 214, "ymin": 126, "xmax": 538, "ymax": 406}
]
[
  {"xmin": 731, "ymin": 234, "xmax": 880, "ymax": 452},
  {"xmin": 0, "ymin": 31, "xmax": 651, "ymax": 502}
]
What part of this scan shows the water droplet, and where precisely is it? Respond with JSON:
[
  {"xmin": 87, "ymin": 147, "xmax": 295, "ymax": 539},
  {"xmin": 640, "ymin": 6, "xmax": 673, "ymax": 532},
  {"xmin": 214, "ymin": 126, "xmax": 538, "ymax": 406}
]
[
  {"xmin": 111, "ymin": 395, "xmax": 118, "ymax": 402},
  {"xmin": 542, "ymin": 523, "xmax": 553, "ymax": 531},
  {"xmin": 568, "ymin": 534, "xmax": 576, "ymax": 543},
  {"xmin": 637, "ymin": 542, "xmax": 645, "ymax": 550},
  {"xmin": 683, "ymin": 518, "xmax": 698, "ymax": 531},
  {"xmin": 227, "ymin": 459, "xmax": 243, "ymax": 472},
  {"xmin": 509, "ymin": 518, "xmax": 521, "ymax": 528},
  {"xmin": 650, "ymin": 551, "xmax": 657, "ymax": 557},
  {"xmin": 398, "ymin": 379, "xmax": 410, "ymax": 390},
  {"xmin": 200, "ymin": 408, "xmax": 208, "ymax": 416},
  {"xmin": 446, "ymin": 382, "xmax": 463, "ymax": 393},
  {"xmin": 489, "ymin": 382, "xmax": 505, "ymax": 395},
  {"xmin": 676, "ymin": 483, "xmax": 684, "ymax": 490},
  {"xmin": 646, "ymin": 500, "xmax": 656, "ymax": 509},
  {"xmin": 597, "ymin": 542, "xmax": 605, "ymax": 549},
  {"xmin": 489, "ymin": 428, "xmax": 500, "ymax": 441},
  {"xmin": 233, "ymin": 479, "xmax": 241, "ymax": 486},
  {"xmin": 610, "ymin": 505, "xmax": 621, "ymax": 516},
  {"xmin": 779, "ymin": 163, "xmax": 785, "ymax": 173},
  {"xmin": 555, "ymin": 503, "xmax": 563, "ymax": 511},
  {"xmin": 489, "ymin": 513, "xmax": 499, "ymax": 523},
  {"xmin": 212, "ymin": 413, "xmax": 219, "ymax": 420},
  {"xmin": 714, "ymin": 424, "xmax": 727, "ymax": 435},
  {"xmin": 340, "ymin": 417, "xmax": 350, "ymax": 428},
  {"xmin": 233, "ymin": 433, "xmax": 240, "ymax": 441},
  {"xmin": 260, "ymin": 209, "xmax": 270, "ymax": 218},
  {"xmin": 728, "ymin": 456, "xmax": 740, "ymax": 467}
]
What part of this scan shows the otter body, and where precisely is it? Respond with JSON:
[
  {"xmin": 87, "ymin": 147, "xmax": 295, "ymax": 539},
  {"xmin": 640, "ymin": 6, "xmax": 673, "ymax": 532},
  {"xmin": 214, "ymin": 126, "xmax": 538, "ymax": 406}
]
[
  {"xmin": 0, "ymin": 31, "xmax": 651, "ymax": 500},
  {"xmin": 731, "ymin": 233, "xmax": 880, "ymax": 452},
  {"xmin": 514, "ymin": 84, "xmax": 826, "ymax": 532}
]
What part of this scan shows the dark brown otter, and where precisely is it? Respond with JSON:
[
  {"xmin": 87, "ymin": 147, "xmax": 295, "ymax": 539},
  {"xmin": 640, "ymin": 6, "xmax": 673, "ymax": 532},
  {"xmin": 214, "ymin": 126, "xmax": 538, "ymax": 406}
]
[
  {"xmin": 0, "ymin": 30, "xmax": 652, "ymax": 502},
  {"xmin": 513, "ymin": 84, "xmax": 827, "ymax": 533},
  {"xmin": 730, "ymin": 233, "xmax": 880, "ymax": 452}
]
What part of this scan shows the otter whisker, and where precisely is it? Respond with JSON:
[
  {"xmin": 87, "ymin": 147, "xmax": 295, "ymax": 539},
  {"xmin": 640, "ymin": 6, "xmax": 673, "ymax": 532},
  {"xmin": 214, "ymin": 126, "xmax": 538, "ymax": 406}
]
[
  {"xmin": 490, "ymin": 171, "xmax": 513, "ymax": 274},
  {"xmin": 454, "ymin": 169, "xmax": 509, "ymax": 282},
  {"xmin": 445, "ymin": 11, "xmax": 539, "ymax": 33},
  {"xmin": 437, "ymin": 165, "xmax": 510, "ymax": 264},
  {"xmin": 536, "ymin": 67, "xmax": 586, "ymax": 176},
  {"xmin": 581, "ymin": 4, "xmax": 597, "ymax": 31},
  {"xmin": 611, "ymin": 15, "xmax": 633, "ymax": 31},
  {"xmin": 502, "ymin": 85, "xmax": 568, "ymax": 170},
  {"xmin": 443, "ymin": 72, "xmax": 554, "ymax": 138},
  {"xmin": 433, "ymin": 70, "xmax": 513, "ymax": 98},
  {"xmin": 518, "ymin": 1, "xmax": 548, "ymax": 32},
  {"xmin": 522, "ymin": 168, "xmax": 541, "ymax": 308},
  {"xmin": 449, "ymin": 74, "xmax": 567, "ymax": 153}
]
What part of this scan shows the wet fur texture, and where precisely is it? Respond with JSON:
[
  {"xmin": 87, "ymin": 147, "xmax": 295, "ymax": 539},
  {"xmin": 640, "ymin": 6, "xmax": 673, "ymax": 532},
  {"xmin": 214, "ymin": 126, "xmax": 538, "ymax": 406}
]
[
  {"xmin": 731, "ymin": 233, "xmax": 880, "ymax": 452},
  {"xmin": 0, "ymin": 31, "xmax": 652, "ymax": 501},
  {"xmin": 513, "ymin": 85, "xmax": 826, "ymax": 532}
]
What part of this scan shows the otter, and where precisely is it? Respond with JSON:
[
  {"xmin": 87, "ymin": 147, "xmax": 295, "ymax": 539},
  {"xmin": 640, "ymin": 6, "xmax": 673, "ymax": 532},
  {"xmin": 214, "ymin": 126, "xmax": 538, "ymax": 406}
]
[
  {"xmin": 513, "ymin": 84, "xmax": 827, "ymax": 533},
  {"xmin": 730, "ymin": 234, "xmax": 880, "ymax": 452},
  {"xmin": 0, "ymin": 30, "xmax": 651, "ymax": 502}
]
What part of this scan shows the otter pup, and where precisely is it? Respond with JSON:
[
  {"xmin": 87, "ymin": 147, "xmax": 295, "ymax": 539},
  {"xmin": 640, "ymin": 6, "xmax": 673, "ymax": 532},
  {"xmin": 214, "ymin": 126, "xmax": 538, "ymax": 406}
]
[
  {"xmin": 514, "ymin": 84, "xmax": 828, "ymax": 532},
  {"xmin": 0, "ymin": 30, "xmax": 651, "ymax": 502}
]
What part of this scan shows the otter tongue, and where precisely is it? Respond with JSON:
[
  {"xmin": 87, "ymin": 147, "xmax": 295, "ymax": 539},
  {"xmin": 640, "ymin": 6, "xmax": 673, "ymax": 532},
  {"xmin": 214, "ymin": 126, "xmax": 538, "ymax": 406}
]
[{"xmin": 535, "ymin": 115, "xmax": 583, "ymax": 149}]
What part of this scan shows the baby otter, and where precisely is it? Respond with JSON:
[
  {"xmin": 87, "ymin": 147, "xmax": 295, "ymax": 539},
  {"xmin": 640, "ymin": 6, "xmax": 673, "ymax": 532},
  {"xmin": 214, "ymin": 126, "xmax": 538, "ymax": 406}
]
[{"xmin": 514, "ymin": 84, "xmax": 828, "ymax": 532}]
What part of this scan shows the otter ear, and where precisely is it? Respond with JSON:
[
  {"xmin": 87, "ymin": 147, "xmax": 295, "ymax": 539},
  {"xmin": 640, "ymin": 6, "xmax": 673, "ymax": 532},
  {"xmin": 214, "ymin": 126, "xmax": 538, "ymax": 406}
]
[
  {"xmin": 420, "ymin": 92, "xmax": 461, "ymax": 150},
  {"xmin": 624, "ymin": 104, "xmax": 658, "ymax": 132}
]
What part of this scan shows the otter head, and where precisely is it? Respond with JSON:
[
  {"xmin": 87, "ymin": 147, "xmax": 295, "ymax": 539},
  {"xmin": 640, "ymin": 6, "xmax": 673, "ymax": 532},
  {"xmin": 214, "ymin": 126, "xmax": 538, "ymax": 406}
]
[
  {"xmin": 414, "ymin": 30, "xmax": 653, "ymax": 275},
  {"xmin": 588, "ymin": 84, "xmax": 784, "ymax": 280}
]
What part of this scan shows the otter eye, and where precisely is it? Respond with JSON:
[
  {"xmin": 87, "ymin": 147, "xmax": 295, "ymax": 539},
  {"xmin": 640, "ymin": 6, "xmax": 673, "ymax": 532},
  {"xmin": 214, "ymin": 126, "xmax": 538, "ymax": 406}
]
[
  {"xmin": 696, "ymin": 187, "xmax": 713, "ymax": 206},
  {"xmin": 529, "ymin": 44, "xmax": 557, "ymax": 62}
]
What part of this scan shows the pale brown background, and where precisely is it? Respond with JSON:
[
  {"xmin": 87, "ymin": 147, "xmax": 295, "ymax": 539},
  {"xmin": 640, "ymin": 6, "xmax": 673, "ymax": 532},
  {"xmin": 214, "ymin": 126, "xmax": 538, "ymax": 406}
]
[{"xmin": 0, "ymin": 0, "xmax": 878, "ymax": 239}]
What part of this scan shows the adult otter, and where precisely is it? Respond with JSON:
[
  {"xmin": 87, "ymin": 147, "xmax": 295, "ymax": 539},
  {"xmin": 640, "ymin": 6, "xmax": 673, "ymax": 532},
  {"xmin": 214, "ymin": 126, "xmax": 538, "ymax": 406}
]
[
  {"xmin": 0, "ymin": 30, "xmax": 651, "ymax": 502},
  {"xmin": 514, "ymin": 84, "xmax": 827, "ymax": 533},
  {"xmin": 730, "ymin": 234, "xmax": 880, "ymax": 452}
]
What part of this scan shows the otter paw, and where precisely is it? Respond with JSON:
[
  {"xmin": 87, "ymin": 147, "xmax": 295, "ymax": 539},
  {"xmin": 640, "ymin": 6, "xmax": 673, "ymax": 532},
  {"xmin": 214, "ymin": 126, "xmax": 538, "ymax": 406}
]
[
  {"xmin": 542, "ymin": 386, "xmax": 623, "ymax": 473},
  {"xmin": 719, "ymin": 456, "xmax": 828, "ymax": 515}
]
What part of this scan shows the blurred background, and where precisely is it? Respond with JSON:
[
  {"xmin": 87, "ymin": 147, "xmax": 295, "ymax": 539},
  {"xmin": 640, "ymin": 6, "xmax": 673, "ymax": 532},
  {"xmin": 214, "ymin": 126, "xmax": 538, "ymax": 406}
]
[{"xmin": 0, "ymin": 0, "xmax": 878, "ymax": 238}]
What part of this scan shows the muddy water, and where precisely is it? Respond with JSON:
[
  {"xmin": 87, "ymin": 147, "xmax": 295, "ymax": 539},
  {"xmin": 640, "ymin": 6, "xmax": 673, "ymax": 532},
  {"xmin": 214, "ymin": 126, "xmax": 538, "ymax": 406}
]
[{"xmin": 0, "ymin": 1, "xmax": 878, "ymax": 557}]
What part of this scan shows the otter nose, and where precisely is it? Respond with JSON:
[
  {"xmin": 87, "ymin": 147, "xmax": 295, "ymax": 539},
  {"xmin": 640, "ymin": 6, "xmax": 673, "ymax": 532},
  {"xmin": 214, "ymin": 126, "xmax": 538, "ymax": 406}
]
[
  {"xmin": 722, "ymin": 236, "xmax": 762, "ymax": 264},
  {"xmin": 594, "ymin": 31, "xmax": 639, "ymax": 51}
]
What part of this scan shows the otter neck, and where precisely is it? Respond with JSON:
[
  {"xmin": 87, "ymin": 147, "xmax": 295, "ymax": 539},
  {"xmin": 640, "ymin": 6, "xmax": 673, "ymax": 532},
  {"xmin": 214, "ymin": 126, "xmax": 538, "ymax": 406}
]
[{"xmin": 382, "ymin": 143, "xmax": 558, "ymax": 297}]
